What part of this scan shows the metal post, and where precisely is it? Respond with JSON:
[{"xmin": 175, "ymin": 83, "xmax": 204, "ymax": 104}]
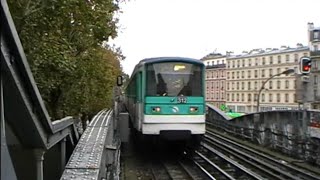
[
  {"xmin": 33, "ymin": 149, "xmax": 45, "ymax": 180},
  {"xmin": 60, "ymin": 138, "xmax": 66, "ymax": 173},
  {"xmin": 302, "ymin": 83, "xmax": 308, "ymax": 139},
  {"xmin": 256, "ymin": 75, "xmax": 273, "ymax": 112}
]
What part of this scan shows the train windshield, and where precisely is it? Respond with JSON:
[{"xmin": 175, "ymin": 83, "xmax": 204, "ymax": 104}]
[{"xmin": 146, "ymin": 62, "xmax": 203, "ymax": 96}]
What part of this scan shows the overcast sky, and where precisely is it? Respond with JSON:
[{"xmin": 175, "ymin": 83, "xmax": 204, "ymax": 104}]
[{"xmin": 110, "ymin": 0, "xmax": 320, "ymax": 75}]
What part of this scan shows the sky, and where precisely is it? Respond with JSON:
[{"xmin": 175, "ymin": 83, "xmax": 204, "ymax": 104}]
[{"xmin": 110, "ymin": 0, "xmax": 320, "ymax": 75}]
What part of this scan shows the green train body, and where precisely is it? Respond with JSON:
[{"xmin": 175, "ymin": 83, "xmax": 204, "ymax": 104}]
[{"xmin": 124, "ymin": 57, "xmax": 206, "ymax": 141}]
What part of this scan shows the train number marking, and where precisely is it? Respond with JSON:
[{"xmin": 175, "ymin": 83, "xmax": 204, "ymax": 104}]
[{"xmin": 177, "ymin": 97, "xmax": 187, "ymax": 103}]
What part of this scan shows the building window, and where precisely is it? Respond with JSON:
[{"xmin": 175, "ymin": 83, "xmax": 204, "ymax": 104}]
[
  {"xmin": 232, "ymin": 72, "xmax": 235, "ymax": 79},
  {"xmin": 241, "ymin": 82, "xmax": 245, "ymax": 90},
  {"xmin": 269, "ymin": 69, "xmax": 273, "ymax": 77},
  {"xmin": 248, "ymin": 70, "xmax": 251, "ymax": 78},
  {"xmin": 236, "ymin": 93, "xmax": 239, "ymax": 101},
  {"xmin": 237, "ymin": 71, "xmax": 240, "ymax": 78},
  {"xmin": 277, "ymin": 68, "xmax": 281, "ymax": 74},
  {"xmin": 254, "ymin": 81, "xmax": 258, "ymax": 89},
  {"xmin": 286, "ymin": 54, "xmax": 290, "ymax": 63},
  {"xmin": 262, "ymin": 57, "xmax": 266, "ymax": 65},
  {"xmin": 294, "ymin": 93, "xmax": 297, "ymax": 102},
  {"xmin": 231, "ymin": 94, "xmax": 234, "ymax": 101},
  {"xmin": 262, "ymin": 93, "xmax": 265, "ymax": 102},
  {"xmin": 261, "ymin": 69, "xmax": 265, "ymax": 77},
  {"xmin": 227, "ymin": 72, "xmax": 229, "ymax": 79},
  {"xmin": 277, "ymin": 55, "xmax": 281, "ymax": 64},
  {"xmin": 248, "ymin": 59, "xmax": 252, "ymax": 66},
  {"xmin": 221, "ymin": 92, "xmax": 224, "ymax": 100},
  {"xmin": 277, "ymin": 93, "xmax": 281, "ymax": 102},
  {"xmin": 294, "ymin": 54, "xmax": 298, "ymax": 62},
  {"xmin": 232, "ymin": 82, "xmax": 234, "ymax": 90},
  {"xmin": 254, "ymin": 93, "xmax": 258, "ymax": 101},
  {"xmin": 285, "ymin": 93, "xmax": 289, "ymax": 102},
  {"xmin": 270, "ymin": 56, "xmax": 273, "ymax": 64},
  {"xmin": 241, "ymin": 93, "xmax": 244, "ymax": 101},
  {"xmin": 254, "ymin": 70, "xmax": 258, "ymax": 78},
  {"xmin": 237, "ymin": 60, "xmax": 240, "ymax": 67},
  {"xmin": 255, "ymin": 58, "xmax": 258, "ymax": 66},
  {"xmin": 236, "ymin": 82, "xmax": 239, "ymax": 90},
  {"xmin": 269, "ymin": 81, "xmax": 273, "ymax": 89},
  {"xmin": 277, "ymin": 80, "xmax": 281, "ymax": 89},
  {"xmin": 248, "ymin": 82, "xmax": 251, "ymax": 90},
  {"xmin": 221, "ymin": 81, "xmax": 224, "ymax": 90},
  {"xmin": 242, "ymin": 59, "xmax": 245, "ymax": 67},
  {"xmin": 314, "ymin": 75, "xmax": 318, "ymax": 85},
  {"xmin": 314, "ymin": 60, "xmax": 319, "ymax": 70},
  {"xmin": 314, "ymin": 31, "xmax": 319, "ymax": 40},
  {"xmin": 248, "ymin": 94, "xmax": 252, "ymax": 101},
  {"xmin": 269, "ymin": 93, "xmax": 273, "ymax": 102},
  {"xmin": 285, "ymin": 67, "xmax": 289, "ymax": 76},
  {"xmin": 241, "ymin": 71, "xmax": 245, "ymax": 78}
]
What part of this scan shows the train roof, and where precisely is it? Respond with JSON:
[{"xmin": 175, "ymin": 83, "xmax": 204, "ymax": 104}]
[
  {"xmin": 138, "ymin": 57, "xmax": 204, "ymax": 66},
  {"xmin": 129, "ymin": 56, "xmax": 204, "ymax": 77}
]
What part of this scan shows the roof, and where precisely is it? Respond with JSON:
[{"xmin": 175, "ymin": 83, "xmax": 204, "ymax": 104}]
[{"xmin": 227, "ymin": 46, "xmax": 309, "ymax": 60}]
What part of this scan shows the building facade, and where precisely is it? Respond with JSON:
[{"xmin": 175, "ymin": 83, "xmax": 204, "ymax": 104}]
[
  {"xmin": 202, "ymin": 53, "xmax": 226, "ymax": 108},
  {"xmin": 225, "ymin": 46, "xmax": 309, "ymax": 113},
  {"xmin": 308, "ymin": 23, "xmax": 320, "ymax": 109}
]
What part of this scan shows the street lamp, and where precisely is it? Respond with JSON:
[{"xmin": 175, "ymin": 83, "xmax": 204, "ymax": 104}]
[{"xmin": 256, "ymin": 69, "xmax": 295, "ymax": 112}]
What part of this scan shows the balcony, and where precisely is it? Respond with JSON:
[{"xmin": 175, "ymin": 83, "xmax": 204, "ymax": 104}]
[{"xmin": 311, "ymin": 51, "xmax": 320, "ymax": 57}]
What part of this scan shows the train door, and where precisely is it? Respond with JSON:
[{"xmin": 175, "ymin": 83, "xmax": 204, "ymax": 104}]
[{"xmin": 135, "ymin": 72, "xmax": 143, "ymax": 131}]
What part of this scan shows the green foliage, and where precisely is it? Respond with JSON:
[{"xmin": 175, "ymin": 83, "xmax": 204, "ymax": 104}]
[{"xmin": 8, "ymin": 0, "xmax": 125, "ymax": 119}]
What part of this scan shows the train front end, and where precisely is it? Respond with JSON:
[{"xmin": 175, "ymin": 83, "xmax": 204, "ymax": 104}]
[{"xmin": 143, "ymin": 59, "xmax": 205, "ymax": 141}]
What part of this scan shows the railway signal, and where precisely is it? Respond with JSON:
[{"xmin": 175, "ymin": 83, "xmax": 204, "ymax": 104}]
[{"xmin": 300, "ymin": 57, "xmax": 311, "ymax": 74}]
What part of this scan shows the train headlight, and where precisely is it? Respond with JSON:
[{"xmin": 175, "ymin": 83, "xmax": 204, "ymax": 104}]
[
  {"xmin": 189, "ymin": 107, "xmax": 198, "ymax": 113},
  {"xmin": 152, "ymin": 107, "xmax": 161, "ymax": 113}
]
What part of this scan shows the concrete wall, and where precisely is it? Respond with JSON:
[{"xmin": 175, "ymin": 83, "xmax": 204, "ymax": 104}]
[{"xmin": 206, "ymin": 105, "xmax": 320, "ymax": 165}]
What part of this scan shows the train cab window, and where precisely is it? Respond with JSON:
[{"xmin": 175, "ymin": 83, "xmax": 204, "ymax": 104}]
[{"xmin": 146, "ymin": 62, "xmax": 203, "ymax": 96}]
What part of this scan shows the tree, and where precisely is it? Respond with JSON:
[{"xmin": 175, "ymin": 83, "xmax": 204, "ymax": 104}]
[{"xmin": 8, "ymin": 0, "xmax": 125, "ymax": 119}]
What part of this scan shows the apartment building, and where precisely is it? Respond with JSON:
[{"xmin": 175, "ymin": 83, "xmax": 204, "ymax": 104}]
[
  {"xmin": 225, "ymin": 46, "xmax": 309, "ymax": 113},
  {"xmin": 202, "ymin": 53, "xmax": 226, "ymax": 108},
  {"xmin": 308, "ymin": 23, "xmax": 320, "ymax": 109}
]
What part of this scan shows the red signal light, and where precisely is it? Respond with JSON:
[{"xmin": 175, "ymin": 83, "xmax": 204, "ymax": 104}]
[{"xmin": 303, "ymin": 66, "xmax": 310, "ymax": 71}]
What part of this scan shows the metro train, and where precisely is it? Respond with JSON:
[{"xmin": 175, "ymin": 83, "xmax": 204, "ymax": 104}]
[{"xmin": 124, "ymin": 57, "xmax": 206, "ymax": 147}]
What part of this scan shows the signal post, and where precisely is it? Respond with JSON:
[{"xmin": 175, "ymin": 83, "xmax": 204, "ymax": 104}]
[{"xmin": 297, "ymin": 57, "xmax": 312, "ymax": 136}]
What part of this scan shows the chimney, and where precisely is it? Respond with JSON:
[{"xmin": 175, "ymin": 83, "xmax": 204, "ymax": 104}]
[
  {"xmin": 296, "ymin": 43, "xmax": 303, "ymax": 48},
  {"xmin": 280, "ymin": 45, "xmax": 288, "ymax": 50},
  {"xmin": 308, "ymin": 22, "xmax": 314, "ymax": 30}
]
